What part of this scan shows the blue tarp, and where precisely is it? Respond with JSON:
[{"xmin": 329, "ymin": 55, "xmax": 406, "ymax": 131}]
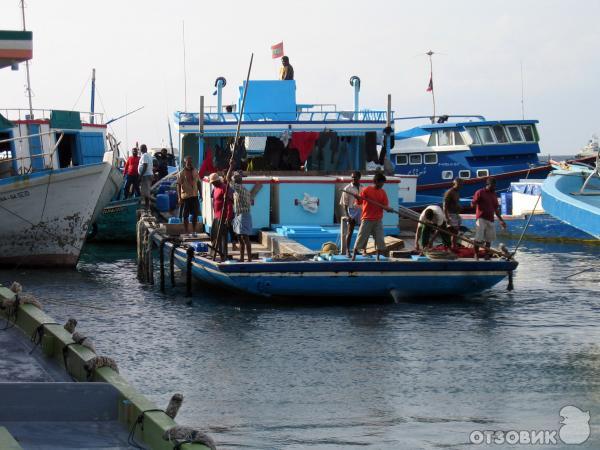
[{"xmin": 510, "ymin": 182, "xmax": 542, "ymax": 196}]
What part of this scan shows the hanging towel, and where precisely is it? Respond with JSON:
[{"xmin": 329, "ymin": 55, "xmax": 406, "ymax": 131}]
[{"xmin": 289, "ymin": 132, "xmax": 319, "ymax": 163}]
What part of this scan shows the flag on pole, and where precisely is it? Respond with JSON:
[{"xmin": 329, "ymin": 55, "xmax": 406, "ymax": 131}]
[
  {"xmin": 426, "ymin": 75, "xmax": 433, "ymax": 92},
  {"xmin": 271, "ymin": 42, "xmax": 284, "ymax": 59}
]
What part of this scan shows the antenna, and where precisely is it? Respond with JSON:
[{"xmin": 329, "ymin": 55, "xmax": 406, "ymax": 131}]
[
  {"xmin": 182, "ymin": 21, "xmax": 188, "ymax": 112},
  {"xmin": 20, "ymin": 0, "xmax": 34, "ymax": 118},
  {"xmin": 520, "ymin": 61, "xmax": 525, "ymax": 119},
  {"xmin": 426, "ymin": 50, "xmax": 436, "ymax": 120}
]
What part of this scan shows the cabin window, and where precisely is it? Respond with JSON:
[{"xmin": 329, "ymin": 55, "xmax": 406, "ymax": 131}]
[
  {"xmin": 459, "ymin": 170, "xmax": 471, "ymax": 179},
  {"xmin": 427, "ymin": 133, "xmax": 437, "ymax": 146},
  {"xmin": 467, "ymin": 128, "xmax": 481, "ymax": 145},
  {"xmin": 395, "ymin": 154, "xmax": 408, "ymax": 165},
  {"xmin": 442, "ymin": 170, "xmax": 453, "ymax": 180},
  {"xmin": 492, "ymin": 125, "xmax": 509, "ymax": 143},
  {"xmin": 478, "ymin": 127, "xmax": 496, "ymax": 144},
  {"xmin": 520, "ymin": 125, "xmax": 535, "ymax": 142},
  {"xmin": 454, "ymin": 131, "xmax": 465, "ymax": 145},
  {"xmin": 437, "ymin": 130, "xmax": 453, "ymax": 146},
  {"xmin": 424, "ymin": 153, "xmax": 438, "ymax": 164},
  {"xmin": 506, "ymin": 125, "xmax": 524, "ymax": 142},
  {"xmin": 476, "ymin": 169, "xmax": 489, "ymax": 178},
  {"xmin": 409, "ymin": 154, "xmax": 422, "ymax": 165}
]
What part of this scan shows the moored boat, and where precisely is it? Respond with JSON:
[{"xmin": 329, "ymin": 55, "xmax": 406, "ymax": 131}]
[{"xmin": 541, "ymin": 157, "xmax": 600, "ymax": 240}]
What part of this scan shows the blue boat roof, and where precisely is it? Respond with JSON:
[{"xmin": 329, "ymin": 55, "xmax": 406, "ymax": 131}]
[{"xmin": 395, "ymin": 119, "xmax": 539, "ymax": 139}]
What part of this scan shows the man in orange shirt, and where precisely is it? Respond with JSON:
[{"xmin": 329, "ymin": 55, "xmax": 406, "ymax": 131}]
[{"xmin": 352, "ymin": 173, "xmax": 393, "ymax": 261}]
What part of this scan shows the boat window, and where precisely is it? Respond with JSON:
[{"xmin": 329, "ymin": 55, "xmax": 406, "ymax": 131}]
[
  {"xmin": 478, "ymin": 127, "xmax": 496, "ymax": 144},
  {"xmin": 492, "ymin": 125, "xmax": 509, "ymax": 143},
  {"xmin": 454, "ymin": 131, "xmax": 465, "ymax": 145},
  {"xmin": 459, "ymin": 170, "xmax": 471, "ymax": 179},
  {"xmin": 437, "ymin": 130, "xmax": 453, "ymax": 146},
  {"xmin": 409, "ymin": 154, "xmax": 422, "ymax": 165},
  {"xmin": 466, "ymin": 128, "xmax": 481, "ymax": 145},
  {"xmin": 395, "ymin": 154, "xmax": 408, "ymax": 165},
  {"xmin": 442, "ymin": 170, "xmax": 453, "ymax": 180},
  {"xmin": 424, "ymin": 153, "xmax": 438, "ymax": 164},
  {"xmin": 476, "ymin": 169, "xmax": 489, "ymax": 178},
  {"xmin": 427, "ymin": 132, "xmax": 437, "ymax": 146},
  {"xmin": 521, "ymin": 125, "xmax": 535, "ymax": 142},
  {"xmin": 506, "ymin": 125, "xmax": 524, "ymax": 142}
]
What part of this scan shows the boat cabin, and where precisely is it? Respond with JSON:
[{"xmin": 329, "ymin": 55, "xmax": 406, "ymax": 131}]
[
  {"xmin": 391, "ymin": 117, "xmax": 541, "ymax": 185},
  {"xmin": 174, "ymin": 78, "xmax": 417, "ymax": 240},
  {"xmin": 0, "ymin": 109, "xmax": 108, "ymax": 179}
]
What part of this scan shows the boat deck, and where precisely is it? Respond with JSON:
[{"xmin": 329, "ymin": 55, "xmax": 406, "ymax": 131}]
[{"xmin": 0, "ymin": 325, "xmax": 132, "ymax": 450}]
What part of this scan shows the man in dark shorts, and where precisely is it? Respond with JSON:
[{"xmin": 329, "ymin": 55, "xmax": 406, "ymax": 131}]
[
  {"xmin": 443, "ymin": 178, "xmax": 463, "ymax": 248},
  {"xmin": 177, "ymin": 156, "xmax": 201, "ymax": 235}
]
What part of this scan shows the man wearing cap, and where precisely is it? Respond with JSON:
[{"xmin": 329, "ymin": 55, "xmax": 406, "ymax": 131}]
[
  {"xmin": 279, "ymin": 56, "xmax": 294, "ymax": 81},
  {"xmin": 231, "ymin": 171, "xmax": 254, "ymax": 262},
  {"xmin": 177, "ymin": 156, "xmax": 201, "ymax": 235},
  {"xmin": 209, "ymin": 172, "xmax": 234, "ymax": 261},
  {"xmin": 471, "ymin": 177, "xmax": 506, "ymax": 260}
]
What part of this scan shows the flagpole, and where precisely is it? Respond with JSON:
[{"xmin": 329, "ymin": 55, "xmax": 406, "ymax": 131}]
[{"xmin": 427, "ymin": 50, "xmax": 436, "ymax": 121}]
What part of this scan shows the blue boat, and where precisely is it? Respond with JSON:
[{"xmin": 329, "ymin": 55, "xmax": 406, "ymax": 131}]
[
  {"xmin": 137, "ymin": 75, "xmax": 518, "ymax": 300},
  {"xmin": 541, "ymin": 159, "xmax": 600, "ymax": 240},
  {"xmin": 391, "ymin": 116, "xmax": 553, "ymax": 198},
  {"xmin": 157, "ymin": 240, "xmax": 517, "ymax": 300}
]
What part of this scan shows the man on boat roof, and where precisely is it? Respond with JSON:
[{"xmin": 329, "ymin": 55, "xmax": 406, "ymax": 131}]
[{"xmin": 279, "ymin": 56, "xmax": 294, "ymax": 81}]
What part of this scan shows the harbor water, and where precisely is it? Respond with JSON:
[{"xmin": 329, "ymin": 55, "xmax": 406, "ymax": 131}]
[{"xmin": 1, "ymin": 240, "xmax": 599, "ymax": 449}]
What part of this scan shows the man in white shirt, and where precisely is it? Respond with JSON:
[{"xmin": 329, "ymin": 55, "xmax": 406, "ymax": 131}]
[
  {"xmin": 415, "ymin": 204, "xmax": 450, "ymax": 252},
  {"xmin": 137, "ymin": 144, "xmax": 153, "ymax": 210},
  {"xmin": 339, "ymin": 171, "xmax": 361, "ymax": 257}
]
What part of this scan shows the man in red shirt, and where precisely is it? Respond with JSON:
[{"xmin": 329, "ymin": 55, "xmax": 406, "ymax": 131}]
[
  {"xmin": 471, "ymin": 177, "xmax": 506, "ymax": 260},
  {"xmin": 123, "ymin": 147, "xmax": 140, "ymax": 198},
  {"xmin": 209, "ymin": 172, "xmax": 234, "ymax": 261},
  {"xmin": 352, "ymin": 172, "xmax": 393, "ymax": 261}
]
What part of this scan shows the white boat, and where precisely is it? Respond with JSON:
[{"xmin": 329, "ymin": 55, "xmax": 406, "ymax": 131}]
[
  {"xmin": 0, "ymin": 109, "xmax": 122, "ymax": 267},
  {"xmin": 576, "ymin": 134, "xmax": 599, "ymax": 159}
]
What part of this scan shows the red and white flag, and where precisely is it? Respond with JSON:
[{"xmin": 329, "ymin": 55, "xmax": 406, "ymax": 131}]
[
  {"xmin": 426, "ymin": 75, "xmax": 433, "ymax": 92},
  {"xmin": 271, "ymin": 42, "xmax": 284, "ymax": 59}
]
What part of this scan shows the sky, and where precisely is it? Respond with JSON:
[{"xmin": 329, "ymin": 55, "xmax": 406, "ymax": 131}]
[{"xmin": 1, "ymin": 0, "xmax": 599, "ymax": 155}]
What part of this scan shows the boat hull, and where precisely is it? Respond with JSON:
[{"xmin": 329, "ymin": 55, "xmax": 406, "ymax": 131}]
[
  {"xmin": 541, "ymin": 169, "xmax": 600, "ymax": 239},
  {"xmin": 161, "ymin": 242, "xmax": 517, "ymax": 299},
  {"xmin": 89, "ymin": 197, "xmax": 140, "ymax": 242},
  {"xmin": 0, "ymin": 163, "xmax": 121, "ymax": 267},
  {"xmin": 461, "ymin": 213, "xmax": 597, "ymax": 242}
]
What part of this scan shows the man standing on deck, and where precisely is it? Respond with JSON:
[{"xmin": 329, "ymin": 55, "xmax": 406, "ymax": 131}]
[
  {"xmin": 210, "ymin": 172, "xmax": 234, "ymax": 262},
  {"xmin": 279, "ymin": 56, "xmax": 294, "ymax": 80},
  {"xmin": 231, "ymin": 171, "xmax": 254, "ymax": 262},
  {"xmin": 443, "ymin": 178, "xmax": 463, "ymax": 248},
  {"xmin": 340, "ymin": 171, "xmax": 362, "ymax": 257},
  {"xmin": 352, "ymin": 173, "xmax": 393, "ymax": 261},
  {"xmin": 123, "ymin": 147, "xmax": 140, "ymax": 198},
  {"xmin": 471, "ymin": 177, "xmax": 506, "ymax": 260},
  {"xmin": 156, "ymin": 148, "xmax": 170, "ymax": 180},
  {"xmin": 177, "ymin": 156, "xmax": 201, "ymax": 235},
  {"xmin": 137, "ymin": 144, "xmax": 153, "ymax": 210}
]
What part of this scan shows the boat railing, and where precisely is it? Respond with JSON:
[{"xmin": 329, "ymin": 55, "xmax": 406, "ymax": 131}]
[
  {"xmin": 1, "ymin": 108, "xmax": 104, "ymax": 125},
  {"xmin": 177, "ymin": 110, "xmax": 389, "ymax": 124},
  {"xmin": 394, "ymin": 114, "xmax": 486, "ymax": 123},
  {"xmin": 0, "ymin": 131, "xmax": 64, "ymax": 177}
]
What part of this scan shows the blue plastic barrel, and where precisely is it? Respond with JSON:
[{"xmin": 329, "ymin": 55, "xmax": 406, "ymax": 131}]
[
  {"xmin": 192, "ymin": 242, "xmax": 209, "ymax": 252},
  {"xmin": 168, "ymin": 190, "xmax": 178, "ymax": 211},
  {"xmin": 501, "ymin": 192, "xmax": 513, "ymax": 215},
  {"xmin": 156, "ymin": 193, "xmax": 170, "ymax": 212},
  {"xmin": 168, "ymin": 217, "xmax": 181, "ymax": 224}
]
